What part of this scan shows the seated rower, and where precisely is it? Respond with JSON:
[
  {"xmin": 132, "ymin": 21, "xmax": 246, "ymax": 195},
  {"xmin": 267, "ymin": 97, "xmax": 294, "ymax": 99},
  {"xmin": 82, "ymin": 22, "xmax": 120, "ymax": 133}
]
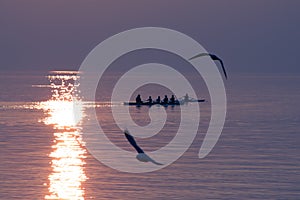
[
  {"xmin": 136, "ymin": 94, "xmax": 142, "ymax": 104},
  {"xmin": 184, "ymin": 93, "xmax": 189, "ymax": 102},
  {"xmin": 170, "ymin": 95, "xmax": 175, "ymax": 104},
  {"xmin": 156, "ymin": 96, "xmax": 161, "ymax": 103},
  {"xmin": 163, "ymin": 95, "xmax": 168, "ymax": 104},
  {"xmin": 147, "ymin": 96, "xmax": 153, "ymax": 104}
]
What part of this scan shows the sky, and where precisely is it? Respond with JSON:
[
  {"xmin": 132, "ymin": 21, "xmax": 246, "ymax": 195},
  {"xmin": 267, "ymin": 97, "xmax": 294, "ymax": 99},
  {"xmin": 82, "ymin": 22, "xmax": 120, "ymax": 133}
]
[{"xmin": 0, "ymin": 0, "xmax": 300, "ymax": 74}]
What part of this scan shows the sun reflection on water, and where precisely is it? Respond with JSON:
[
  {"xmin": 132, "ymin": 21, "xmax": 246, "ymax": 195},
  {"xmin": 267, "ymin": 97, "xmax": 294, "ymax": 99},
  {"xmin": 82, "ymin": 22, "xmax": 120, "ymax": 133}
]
[{"xmin": 40, "ymin": 71, "xmax": 88, "ymax": 200}]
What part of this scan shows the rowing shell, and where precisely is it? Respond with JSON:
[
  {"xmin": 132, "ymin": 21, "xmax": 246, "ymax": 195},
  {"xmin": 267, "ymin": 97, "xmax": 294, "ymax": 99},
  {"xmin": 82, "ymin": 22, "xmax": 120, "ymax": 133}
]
[{"xmin": 124, "ymin": 99, "xmax": 205, "ymax": 106}]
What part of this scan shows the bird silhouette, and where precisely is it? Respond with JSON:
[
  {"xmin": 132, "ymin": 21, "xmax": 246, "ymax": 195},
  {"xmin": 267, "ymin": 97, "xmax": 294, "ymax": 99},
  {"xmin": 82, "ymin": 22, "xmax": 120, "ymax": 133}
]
[
  {"xmin": 189, "ymin": 53, "xmax": 227, "ymax": 79},
  {"xmin": 124, "ymin": 129, "xmax": 163, "ymax": 165}
]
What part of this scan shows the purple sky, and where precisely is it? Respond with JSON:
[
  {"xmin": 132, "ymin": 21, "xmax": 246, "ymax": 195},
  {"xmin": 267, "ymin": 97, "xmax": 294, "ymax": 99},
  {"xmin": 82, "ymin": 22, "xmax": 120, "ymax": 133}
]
[{"xmin": 1, "ymin": 0, "xmax": 299, "ymax": 73}]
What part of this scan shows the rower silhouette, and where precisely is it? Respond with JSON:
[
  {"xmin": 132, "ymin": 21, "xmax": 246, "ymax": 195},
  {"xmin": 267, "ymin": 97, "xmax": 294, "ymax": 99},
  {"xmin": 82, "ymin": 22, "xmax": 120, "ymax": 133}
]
[
  {"xmin": 136, "ymin": 94, "xmax": 142, "ymax": 104},
  {"xmin": 156, "ymin": 96, "xmax": 161, "ymax": 104},
  {"xmin": 170, "ymin": 95, "xmax": 175, "ymax": 104},
  {"xmin": 163, "ymin": 95, "xmax": 168, "ymax": 104},
  {"xmin": 147, "ymin": 96, "xmax": 153, "ymax": 104},
  {"xmin": 184, "ymin": 93, "xmax": 189, "ymax": 102}
]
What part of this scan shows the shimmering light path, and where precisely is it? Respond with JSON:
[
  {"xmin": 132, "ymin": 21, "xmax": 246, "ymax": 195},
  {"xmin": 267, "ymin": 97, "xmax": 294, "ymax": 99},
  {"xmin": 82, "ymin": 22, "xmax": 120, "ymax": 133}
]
[{"xmin": 39, "ymin": 72, "xmax": 88, "ymax": 200}]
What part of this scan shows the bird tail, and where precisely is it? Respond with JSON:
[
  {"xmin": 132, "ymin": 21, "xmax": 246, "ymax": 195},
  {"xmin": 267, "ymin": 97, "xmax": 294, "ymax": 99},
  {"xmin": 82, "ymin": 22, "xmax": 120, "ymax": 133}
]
[{"xmin": 145, "ymin": 154, "xmax": 164, "ymax": 165}]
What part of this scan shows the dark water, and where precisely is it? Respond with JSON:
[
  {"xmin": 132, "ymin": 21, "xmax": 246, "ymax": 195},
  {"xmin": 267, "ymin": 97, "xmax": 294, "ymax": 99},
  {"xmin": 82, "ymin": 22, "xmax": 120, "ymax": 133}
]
[{"xmin": 0, "ymin": 71, "xmax": 299, "ymax": 199}]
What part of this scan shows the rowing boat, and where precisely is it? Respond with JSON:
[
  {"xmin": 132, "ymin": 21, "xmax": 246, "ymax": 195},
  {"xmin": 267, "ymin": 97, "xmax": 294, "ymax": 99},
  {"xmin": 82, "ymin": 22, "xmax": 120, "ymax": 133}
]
[
  {"xmin": 124, "ymin": 99, "xmax": 205, "ymax": 106},
  {"xmin": 124, "ymin": 101, "xmax": 181, "ymax": 106},
  {"xmin": 183, "ymin": 99, "xmax": 205, "ymax": 103}
]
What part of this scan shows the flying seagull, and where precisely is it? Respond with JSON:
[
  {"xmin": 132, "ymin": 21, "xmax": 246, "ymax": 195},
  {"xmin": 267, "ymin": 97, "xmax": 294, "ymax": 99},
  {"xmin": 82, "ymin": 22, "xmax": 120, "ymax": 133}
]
[
  {"xmin": 189, "ymin": 53, "xmax": 227, "ymax": 79},
  {"xmin": 124, "ymin": 129, "xmax": 163, "ymax": 165}
]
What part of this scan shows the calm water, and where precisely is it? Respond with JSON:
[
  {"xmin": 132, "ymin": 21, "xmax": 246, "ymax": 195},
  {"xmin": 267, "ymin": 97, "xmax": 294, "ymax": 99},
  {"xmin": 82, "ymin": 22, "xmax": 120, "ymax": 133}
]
[{"xmin": 0, "ymin": 71, "xmax": 299, "ymax": 199}]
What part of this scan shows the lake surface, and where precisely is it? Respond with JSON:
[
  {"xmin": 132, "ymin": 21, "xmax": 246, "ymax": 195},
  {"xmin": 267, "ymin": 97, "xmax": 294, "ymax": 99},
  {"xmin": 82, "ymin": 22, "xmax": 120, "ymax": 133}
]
[{"xmin": 0, "ymin": 71, "xmax": 299, "ymax": 199}]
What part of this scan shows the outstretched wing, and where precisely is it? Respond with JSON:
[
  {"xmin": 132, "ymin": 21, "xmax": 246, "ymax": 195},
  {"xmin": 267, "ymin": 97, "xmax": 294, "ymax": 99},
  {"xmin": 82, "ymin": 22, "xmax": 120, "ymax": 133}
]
[
  {"xmin": 189, "ymin": 53, "xmax": 228, "ymax": 79},
  {"xmin": 189, "ymin": 53, "xmax": 210, "ymax": 60},
  {"xmin": 124, "ymin": 130, "xmax": 144, "ymax": 153},
  {"xmin": 209, "ymin": 54, "xmax": 227, "ymax": 79}
]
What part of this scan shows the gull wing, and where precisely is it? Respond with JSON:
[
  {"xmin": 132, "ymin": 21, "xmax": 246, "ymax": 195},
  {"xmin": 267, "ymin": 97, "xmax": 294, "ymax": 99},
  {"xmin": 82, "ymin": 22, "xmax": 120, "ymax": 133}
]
[
  {"xmin": 189, "ymin": 53, "xmax": 228, "ymax": 79},
  {"xmin": 189, "ymin": 53, "xmax": 210, "ymax": 60},
  {"xmin": 124, "ymin": 130, "xmax": 144, "ymax": 153},
  {"xmin": 209, "ymin": 54, "xmax": 227, "ymax": 79}
]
